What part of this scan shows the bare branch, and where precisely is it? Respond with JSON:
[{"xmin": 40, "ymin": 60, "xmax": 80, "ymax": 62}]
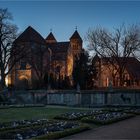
[{"xmin": 87, "ymin": 24, "xmax": 140, "ymax": 86}]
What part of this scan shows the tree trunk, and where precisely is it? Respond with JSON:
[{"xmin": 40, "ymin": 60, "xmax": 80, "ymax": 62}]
[
  {"xmin": 38, "ymin": 76, "xmax": 44, "ymax": 89},
  {"xmin": 0, "ymin": 60, "xmax": 6, "ymax": 88},
  {"xmin": 1, "ymin": 71, "xmax": 6, "ymax": 88}
]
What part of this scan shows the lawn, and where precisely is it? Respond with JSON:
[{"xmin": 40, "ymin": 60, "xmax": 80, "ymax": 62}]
[
  {"xmin": 1, "ymin": 105, "xmax": 135, "ymax": 139},
  {"xmin": 0, "ymin": 105, "xmax": 92, "ymax": 122}
]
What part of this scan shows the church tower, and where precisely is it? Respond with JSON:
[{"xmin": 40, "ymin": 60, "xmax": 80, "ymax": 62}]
[
  {"xmin": 46, "ymin": 32, "xmax": 57, "ymax": 43},
  {"xmin": 70, "ymin": 29, "xmax": 83, "ymax": 59}
]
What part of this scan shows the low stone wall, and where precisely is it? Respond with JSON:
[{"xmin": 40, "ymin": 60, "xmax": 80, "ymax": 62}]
[{"xmin": 9, "ymin": 89, "xmax": 140, "ymax": 106}]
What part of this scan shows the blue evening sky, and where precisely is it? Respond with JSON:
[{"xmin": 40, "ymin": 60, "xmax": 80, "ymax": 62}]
[{"xmin": 1, "ymin": 1, "xmax": 140, "ymax": 48}]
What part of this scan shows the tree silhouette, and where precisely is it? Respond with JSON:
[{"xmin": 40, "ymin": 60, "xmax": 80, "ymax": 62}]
[
  {"xmin": 72, "ymin": 50, "xmax": 91, "ymax": 89},
  {"xmin": 87, "ymin": 24, "xmax": 140, "ymax": 86},
  {"xmin": 0, "ymin": 8, "xmax": 20, "ymax": 88}
]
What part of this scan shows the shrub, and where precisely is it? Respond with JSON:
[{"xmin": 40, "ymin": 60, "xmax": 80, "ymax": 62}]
[
  {"xmin": 124, "ymin": 109, "xmax": 140, "ymax": 115},
  {"xmin": 33, "ymin": 124, "xmax": 90, "ymax": 140},
  {"xmin": 81, "ymin": 113, "xmax": 135, "ymax": 125},
  {"xmin": 54, "ymin": 110, "xmax": 104, "ymax": 121},
  {"xmin": 0, "ymin": 119, "xmax": 90, "ymax": 140}
]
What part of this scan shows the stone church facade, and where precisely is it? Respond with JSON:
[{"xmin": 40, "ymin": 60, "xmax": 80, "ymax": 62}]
[
  {"xmin": 92, "ymin": 54, "xmax": 140, "ymax": 88},
  {"xmin": 8, "ymin": 26, "xmax": 83, "ymax": 89}
]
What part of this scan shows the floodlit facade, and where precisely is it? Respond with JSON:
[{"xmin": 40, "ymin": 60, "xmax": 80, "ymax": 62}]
[
  {"xmin": 9, "ymin": 26, "xmax": 83, "ymax": 89},
  {"xmin": 92, "ymin": 55, "xmax": 140, "ymax": 88}
]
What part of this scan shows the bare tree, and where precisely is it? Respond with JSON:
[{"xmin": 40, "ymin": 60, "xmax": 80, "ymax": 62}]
[
  {"xmin": 0, "ymin": 8, "xmax": 18, "ymax": 88},
  {"xmin": 28, "ymin": 44, "xmax": 49, "ymax": 88},
  {"xmin": 0, "ymin": 8, "xmax": 27, "ymax": 89},
  {"xmin": 87, "ymin": 24, "xmax": 140, "ymax": 86}
]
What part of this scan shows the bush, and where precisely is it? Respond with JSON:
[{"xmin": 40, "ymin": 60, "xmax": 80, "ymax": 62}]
[
  {"xmin": 81, "ymin": 113, "xmax": 135, "ymax": 125},
  {"xmin": 124, "ymin": 109, "xmax": 140, "ymax": 115},
  {"xmin": 33, "ymin": 124, "xmax": 90, "ymax": 140},
  {"xmin": 54, "ymin": 111, "xmax": 104, "ymax": 121},
  {"xmin": 0, "ymin": 119, "xmax": 90, "ymax": 140}
]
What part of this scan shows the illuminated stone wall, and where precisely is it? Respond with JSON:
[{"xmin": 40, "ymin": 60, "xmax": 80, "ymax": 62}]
[
  {"xmin": 51, "ymin": 60, "xmax": 66, "ymax": 80},
  {"xmin": 9, "ymin": 30, "xmax": 83, "ymax": 88},
  {"xmin": 67, "ymin": 55, "xmax": 73, "ymax": 77},
  {"xmin": 67, "ymin": 48, "xmax": 73, "ymax": 77},
  {"xmin": 70, "ymin": 39, "xmax": 82, "ymax": 61},
  {"xmin": 97, "ymin": 61, "xmax": 140, "ymax": 88},
  {"xmin": 16, "ymin": 70, "xmax": 31, "ymax": 87}
]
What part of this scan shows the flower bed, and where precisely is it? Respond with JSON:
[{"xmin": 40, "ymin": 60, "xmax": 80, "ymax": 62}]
[
  {"xmin": 0, "ymin": 119, "xmax": 90, "ymax": 139},
  {"xmin": 54, "ymin": 110, "xmax": 104, "ymax": 120},
  {"xmin": 33, "ymin": 124, "xmax": 90, "ymax": 140},
  {"xmin": 81, "ymin": 112, "xmax": 135, "ymax": 124},
  {"xmin": 103, "ymin": 108, "xmax": 124, "ymax": 112},
  {"xmin": 0, "ymin": 119, "xmax": 49, "ymax": 131},
  {"xmin": 124, "ymin": 108, "xmax": 140, "ymax": 115}
]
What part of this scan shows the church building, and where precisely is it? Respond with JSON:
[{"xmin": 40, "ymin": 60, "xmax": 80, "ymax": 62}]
[
  {"xmin": 8, "ymin": 26, "xmax": 83, "ymax": 89},
  {"xmin": 92, "ymin": 54, "xmax": 140, "ymax": 88}
]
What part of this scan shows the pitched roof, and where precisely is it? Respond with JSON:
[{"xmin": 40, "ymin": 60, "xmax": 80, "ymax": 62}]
[
  {"xmin": 47, "ymin": 42, "xmax": 70, "ymax": 61},
  {"xmin": 46, "ymin": 32, "xmax": 57, "ymax": 42},
  {"xmin": 125, "ymin": 57, "xmax": 140, "ymax": 80},
  {"xmin": 70, "ymin": 30, "xmax": 82, "ymax": 41},
  {"xmin": 47, "ymin": 42, "xmax": 70, "ymax": 53},
  {"xmin": 14, "ymin": 26, "xmax": 46, "ymax": 45},
  {"xmin": 94, "ymin": 56, "xmax": 140, "ymax": 80},
  {"xmin": 92, "ymin": 54, "xmax": 100, "ymax": 63}
]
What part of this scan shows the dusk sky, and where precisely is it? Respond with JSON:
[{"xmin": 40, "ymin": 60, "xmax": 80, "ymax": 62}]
[{"xmin": 1, "ymin": 1, "xmax": 140, "ymax": 48}]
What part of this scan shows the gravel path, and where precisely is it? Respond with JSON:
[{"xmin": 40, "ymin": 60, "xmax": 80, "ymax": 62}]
[{"xmin": 60, "ymin": 116, "xmax": 140, "ymax": 140}]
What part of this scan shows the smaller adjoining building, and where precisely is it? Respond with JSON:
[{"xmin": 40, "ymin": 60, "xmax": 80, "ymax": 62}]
[{"xmin": 92, "ymin": 54, "xmax": 140, "ymax": 88}]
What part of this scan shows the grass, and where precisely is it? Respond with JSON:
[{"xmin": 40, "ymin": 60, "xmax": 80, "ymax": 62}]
[
  {"xmin": 0, "ymin": 105, "xmax": 93, "ymax": 139},
  {"xmin": 0, "ymin": 105, "xmax": 92, "ymax": 123}
]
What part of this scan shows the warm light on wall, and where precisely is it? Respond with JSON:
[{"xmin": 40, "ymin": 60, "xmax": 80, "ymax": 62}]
[
  {"xmin": 5, "ymin": 76, "xmax": 9, "ymax": 86},
  {"xmin": 19, "ymin": 75, "xmax": 28, "ymax": 80},
  {"xmin": 67, "ymin": 55, "xmax": 73, "ymax": 76}
]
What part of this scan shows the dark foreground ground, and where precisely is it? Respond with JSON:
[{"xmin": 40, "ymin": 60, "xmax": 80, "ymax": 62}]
[{"xmin": 60, "ymin": 116, "xmax": 140, "ymax": 140}]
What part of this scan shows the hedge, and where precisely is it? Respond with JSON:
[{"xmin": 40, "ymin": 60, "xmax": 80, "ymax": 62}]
[
  {"xmin": 81, "ymin": 114, "xmax": 135, "ymax": 125},
  {"xmin": 32, "ymin": 124, "xmax": 90, "ymax": 140}
]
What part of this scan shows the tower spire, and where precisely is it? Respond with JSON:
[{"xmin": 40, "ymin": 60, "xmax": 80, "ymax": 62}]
[
  {"xmin": 70, "ymin": 28, "xmax": 82, "ymax": 42},
  {"xmin": 46, "ymin": 31, "xmax": 57, "ymax": 43}
]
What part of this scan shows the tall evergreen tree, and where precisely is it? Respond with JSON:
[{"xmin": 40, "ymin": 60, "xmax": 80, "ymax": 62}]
[{"xmin": 73, "ymin": 51, "xmax": 96, "ymax": 89}]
